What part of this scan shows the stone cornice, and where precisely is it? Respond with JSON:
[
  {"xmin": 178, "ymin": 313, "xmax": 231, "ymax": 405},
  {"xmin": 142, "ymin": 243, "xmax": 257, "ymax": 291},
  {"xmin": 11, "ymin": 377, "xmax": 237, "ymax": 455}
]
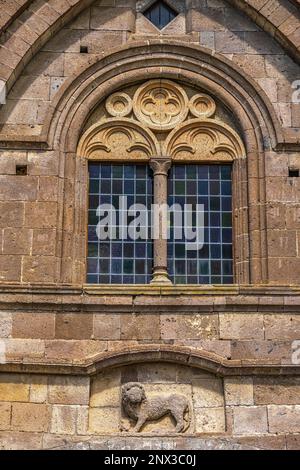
[{"xmin": 0, "ymin": 345, "xmax": 298, "ymax": 376}]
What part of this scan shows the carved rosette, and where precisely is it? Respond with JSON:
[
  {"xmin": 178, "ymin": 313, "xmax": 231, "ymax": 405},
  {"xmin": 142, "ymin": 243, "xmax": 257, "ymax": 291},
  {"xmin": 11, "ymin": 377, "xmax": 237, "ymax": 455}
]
[
  {"xmin": 189, "ymin": 93, "xmax": 216, "ymax": 118},
  {"xmin": 133, "ymin": 80, "xmax": 189, "ymax": 131},
  {"xmin": 105, "ymin": 92, "xmax": 132, "ymax": 117}
]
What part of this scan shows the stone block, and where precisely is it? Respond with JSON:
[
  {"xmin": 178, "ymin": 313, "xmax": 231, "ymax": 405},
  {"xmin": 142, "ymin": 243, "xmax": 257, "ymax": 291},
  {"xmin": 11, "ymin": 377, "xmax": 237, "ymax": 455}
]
[
  {"xmin": 264, "ymin": 314, "xmax": 300, "ymax": 340},
  {"xmin": 0, "ymin": 403, "xmax": 11, "ymax": 430},
  {"xmin": 88, "ymin": 407, "xmax": 120, "ymax": 434},
  {"xmin": 24, "ymin": 202, "xmax": 57, "ymax": 228},
  {"xmin": 176, "ymin": 314, "xmax": 218, "ymax": 339},
  {"xmin": 2, "ymin": 228, "xmax": 32, "ymax": 255},
  {"xmin": 137, "ymin": 363, "xmax": 177, "ymax": 383},
  {"xmin": 90, "ymin": 7, "xmax": 135, "ymax": 31},
  {"xmin": 50, "ymin": 405, "xmax": 77, "ymax": 435},
  {"xmin": 215, "ymin": 32, "xmax": 246, "ymax": 54},
  {"xmin": 55, "ymin": 313, "xmax": 93, "ymax": 340},
  {"xmin": 48, "ymin": 376, "xmax": 90, "ymax": 405},
  {"xmin": 32, "ymin": 229, "xmax": 57, "ymax": 256},
  {"xmin": 11, "ymin": 403, "xmax": 50, "ymax": 432},
  {"xmin": 193, "ymin": 378, "xmax": 224, "ymax": 408},
  {"xmin": 268, "ymin": 405, "xmax": 300, "ymax": 433},
  {"xmin": 37, "ymin": 176, "xmax": 59, "ymax": 202},
  {"xmin": 12, "ymin": 312, "xmax": 55, "ymax": 339},
  {"xmin": 219, "ymin": 314, "xmax": 264, "ymax": 340},
  {"xmin": 224, "ymin": 378, "xmax": 254, "ymax": 406},
  {"xmin": 0, "ymin": 431, "xmax": 43, "ymax": 450},
  {"xmin": 0, "ymin": 374, "xmax": 30, "ymax": 402},
  {"xmin": 120, "ymin": 314, "xmax": 160, "ymax": 340},
  {"xmin": 90, "ymin": 369, "xmax": 121, "ymax": 407},
  {"xmin": 45, "ymin": 339, "xmax": 107, "ymax": 362},
  {"xmin": 93, "ymin": 314, "xmax": 120, "ymax": 340},
  {"xmin": 231, "ymin": 340, "xmax": 291, "ymax": 362},
  {"xmin": 22, "ymin": 256, "xmax": 57, "ymax": 283},
  {"xmin": 30, "ymin": 376, "xmax": 48, "ymax": 403},
  {"xmin": 254, "ymin": 378, "xmax": 300, "ymax": 405},
  {"xmin": 27, "ymin": 151, "xmax": 59, "ymax": 176},
  {"xmin": 0, "ymin": 176, "xmax": 38, "ymax": 201},
  {"xmin": 0, "ymin": 202, "xmax": 24, "ymax": 228},
  {"xmin": 194, "ymin": 407, "xmax": 225, "ymax": 433},
  {"xmin": 4, "ymin": 339, "xmax": 45, "ymax": 361},
  {"xmin": 0, "ymin": 311, "xmax": 12, "ymax": 338},
  {"xmin": 160, "ymin": 314, "xmax": 177, "ymax": 340},
  {"xmin": 24, "ymin": 51, "xmax": 64, "ymax": 77},
  {"xmin": 233, "ymin": 406, "xmax": 268, "ymax": 435}
]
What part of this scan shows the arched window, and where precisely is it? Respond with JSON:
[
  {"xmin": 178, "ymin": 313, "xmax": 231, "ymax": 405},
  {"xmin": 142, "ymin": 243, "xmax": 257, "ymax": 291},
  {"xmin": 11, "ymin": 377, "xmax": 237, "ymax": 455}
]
[{"xmin": 78, "ymin": 80, "xmax": 245, "ymax": 285}]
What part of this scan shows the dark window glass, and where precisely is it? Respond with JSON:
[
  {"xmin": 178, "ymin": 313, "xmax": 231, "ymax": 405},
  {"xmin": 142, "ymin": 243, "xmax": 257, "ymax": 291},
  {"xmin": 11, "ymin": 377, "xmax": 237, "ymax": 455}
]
[
  {"xmin": 167, "ymin": 164, "xmax": 233, "ymax": 285},
  {"xmin": 143, "ymin": 0, "xmax": 178, "ymax": 30},
  {"xmin": 87, "ymin": 163, "xmax": 153, "ymax": 284}
]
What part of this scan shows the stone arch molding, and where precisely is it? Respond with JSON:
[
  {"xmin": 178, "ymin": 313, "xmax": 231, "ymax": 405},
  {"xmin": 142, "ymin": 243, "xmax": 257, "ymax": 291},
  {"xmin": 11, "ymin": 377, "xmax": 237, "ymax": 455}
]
[{"xmin": 77, "ymin": 80, "xmax": 246, "ymax": 162}]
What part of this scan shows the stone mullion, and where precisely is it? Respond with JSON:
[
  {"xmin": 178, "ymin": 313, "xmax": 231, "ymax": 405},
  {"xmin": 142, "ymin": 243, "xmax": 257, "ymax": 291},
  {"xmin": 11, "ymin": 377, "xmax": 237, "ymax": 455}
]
[{"xmin": 149, "ymin": 157, "xmax": 172, "ymax": 285}]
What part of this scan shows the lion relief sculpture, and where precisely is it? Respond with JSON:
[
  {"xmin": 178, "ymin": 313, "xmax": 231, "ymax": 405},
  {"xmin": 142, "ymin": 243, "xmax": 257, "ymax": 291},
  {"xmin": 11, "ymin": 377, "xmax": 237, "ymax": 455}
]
[{"xmin": 121, "ymin": 382, "xmax": 192, "ymax": 433}]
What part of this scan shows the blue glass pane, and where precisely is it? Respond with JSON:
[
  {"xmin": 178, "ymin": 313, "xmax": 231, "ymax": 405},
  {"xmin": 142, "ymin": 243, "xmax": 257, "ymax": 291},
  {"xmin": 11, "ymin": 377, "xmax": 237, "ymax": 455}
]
[
  {"xmin": 144, "ymin": 1, "xmax": 178, "ymax": 30},
  {"xmin": 168, "ymin": 164, "xmax": 233, "ymax": 285},
  {"xmin": 87, "ymin": 163, "xmax": 153, "ymax": 284}
]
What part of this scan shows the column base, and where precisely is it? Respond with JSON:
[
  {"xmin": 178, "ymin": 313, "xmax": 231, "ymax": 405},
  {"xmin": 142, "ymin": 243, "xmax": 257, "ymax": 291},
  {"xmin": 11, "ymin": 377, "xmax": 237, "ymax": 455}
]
[{"xmin": 150, "ymin": 269, "xmax": 172, "ymax": 285}]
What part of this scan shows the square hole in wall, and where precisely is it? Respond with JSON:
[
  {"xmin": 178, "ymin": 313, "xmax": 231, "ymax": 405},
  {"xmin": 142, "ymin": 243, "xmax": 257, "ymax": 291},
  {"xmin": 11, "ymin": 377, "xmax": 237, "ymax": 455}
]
[
  {"xmin": 16, "ymin": 165, "xmax": 28, "ymax": 175},
  {"xmin": 289, "ymin": 168, "xmax": 299, "ymax": 178}
]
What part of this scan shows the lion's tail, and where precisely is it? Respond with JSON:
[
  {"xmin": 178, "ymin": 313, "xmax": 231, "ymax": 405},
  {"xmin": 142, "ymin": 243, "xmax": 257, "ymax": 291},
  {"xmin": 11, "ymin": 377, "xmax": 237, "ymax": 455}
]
[{"xmin": 183, "ymin": 401, "xmax": 192, "ymax": 433}]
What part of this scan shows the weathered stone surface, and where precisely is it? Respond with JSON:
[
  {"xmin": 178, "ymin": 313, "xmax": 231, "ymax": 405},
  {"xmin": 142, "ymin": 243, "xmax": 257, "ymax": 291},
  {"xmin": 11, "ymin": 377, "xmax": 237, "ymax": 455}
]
[
  {"xmin": 224, "ymin": 378, "xmax": 254, "ymax": 406},
  {"xmin": 268, "ymin": 405, "xmax": 300, "ymax": 433},
  {"xmin": 93, "ymin": 314, "xmax": 120, "ymax": 340},
  {"xmin": 0, "ymin": 375, "xmax": 30, "ymax": 402},
  {"xmin": 254, "ymin": 378, "xmax": 300, "ymax": 405},
  {"xmin": 90, "ymin": 369, "xmax": 121, "ymax": 407},
  {"xmin": 233, "ymin": 406, "xmax": 268, "ymax": 435},
  {"xmin": 194, "ymin": 407, "xmax": 226, "ymax": 433},
  {"xmin": 193, "ymin": 378, "xmax": 224, "ymax": 408},
  {"xmin": 0, "ymin": 403, "xmax": 11, "ymax": 430},
  {"xmin": 89, "ymin": 407, "xmax": 120, "ymax": 434},
  {"xmin": 50, "ymin": 405, "xmax": 77, "ymax": 435},
  {"xmin": 48, "ymin": 377, "xmax": 90, "ymax": 405},
  {"xmin": 219, "ymin": 314, "xmax": 264, "ymax": 340},
  {"xmin": 55, "ymin": 314, "xmax": 93, "ymax": 340},
  {"xmin": 11, "ymin": 403, "xmax": 50, "ymax": 432},
  {"xmin": 120, "ymin": 314, "xmax": 160, "ymax": 340},
  {"xmin": 12, "ymin": 313, "xmax": 55, "ymax": 339}
]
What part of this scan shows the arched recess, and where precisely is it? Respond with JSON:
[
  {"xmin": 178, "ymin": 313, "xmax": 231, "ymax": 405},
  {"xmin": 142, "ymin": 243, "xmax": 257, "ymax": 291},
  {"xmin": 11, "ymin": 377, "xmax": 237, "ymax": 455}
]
[{"xmin": 43, "ymin": 41, "xmax": 276, "ymax": 286}]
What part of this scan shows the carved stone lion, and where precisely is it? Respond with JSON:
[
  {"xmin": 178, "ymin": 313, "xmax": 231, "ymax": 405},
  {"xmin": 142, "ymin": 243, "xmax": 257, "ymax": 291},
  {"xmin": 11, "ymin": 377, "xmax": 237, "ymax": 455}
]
[{"xmin": 121, "ymin": 382, "xmax": 191, "ymax": 433}]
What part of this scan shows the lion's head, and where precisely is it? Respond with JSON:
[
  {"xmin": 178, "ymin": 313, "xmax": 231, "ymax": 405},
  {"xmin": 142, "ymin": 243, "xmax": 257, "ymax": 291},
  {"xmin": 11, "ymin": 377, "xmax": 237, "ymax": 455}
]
[{"xmin": 122, "ymin": 382, "xmax": 146, "ymax": 405}]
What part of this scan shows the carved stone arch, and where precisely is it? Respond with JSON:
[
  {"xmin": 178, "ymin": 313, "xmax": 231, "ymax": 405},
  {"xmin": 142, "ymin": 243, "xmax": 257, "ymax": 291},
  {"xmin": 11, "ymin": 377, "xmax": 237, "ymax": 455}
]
[
  {"xmin": 47, "ymin": 42, "xmax": 275, "ymax": 286},
  {"xmin": 164, "ymin": 118, "xmax": 246, "ymax": 162},
  {"xmin": 77, "ymin": 118, "xmax": 160, "ymax": 161}
]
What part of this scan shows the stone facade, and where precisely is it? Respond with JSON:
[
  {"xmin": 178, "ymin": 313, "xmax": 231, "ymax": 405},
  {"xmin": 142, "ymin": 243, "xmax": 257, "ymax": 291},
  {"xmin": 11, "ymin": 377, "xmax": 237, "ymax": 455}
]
[{"xmin": 0, "ymin": 0, "xmax": 300, "ymax": 450}]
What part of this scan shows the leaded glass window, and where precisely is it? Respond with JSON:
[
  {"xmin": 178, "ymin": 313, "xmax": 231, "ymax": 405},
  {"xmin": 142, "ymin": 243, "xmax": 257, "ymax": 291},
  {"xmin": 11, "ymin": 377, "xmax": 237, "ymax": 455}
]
[
  {"xmin": 87, "ymin": 163, "xmax": 153, "ymax": 284},
  {"xmin": 87, "ymin": 162, "xmax": 233, "ymax": 285},
  {"xmin": 167, "ymin": 164, "xmax": 233, "ymax": 285}
]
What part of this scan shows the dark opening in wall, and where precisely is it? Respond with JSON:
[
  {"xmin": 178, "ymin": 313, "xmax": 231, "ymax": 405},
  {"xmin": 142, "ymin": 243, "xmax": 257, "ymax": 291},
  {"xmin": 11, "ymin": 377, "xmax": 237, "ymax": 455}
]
[
  {"xmin": 16, "ymin": 165, "xmax": 27, "ymax": 175},
  {"xmin": 289, "ymin": 168, "xmax": 299, "ymax": 177},
  {"xmin": 80, "ymin": 45, "xmax": 88, "ymax": 53}
]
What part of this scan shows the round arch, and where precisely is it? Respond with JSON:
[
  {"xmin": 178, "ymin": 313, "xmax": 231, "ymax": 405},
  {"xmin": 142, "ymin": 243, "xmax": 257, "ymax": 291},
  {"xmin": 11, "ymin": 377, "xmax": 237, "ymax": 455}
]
[{"xmin": 49, "ymin": 41, "xmax": 272, "ymax": 286}]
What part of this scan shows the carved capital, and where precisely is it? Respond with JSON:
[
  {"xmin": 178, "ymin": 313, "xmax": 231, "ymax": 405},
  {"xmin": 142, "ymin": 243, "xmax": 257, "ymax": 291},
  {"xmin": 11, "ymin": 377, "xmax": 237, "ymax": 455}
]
[{"xmin": 149, "ymin": 157, "xmax": 172, "ymax": 176}]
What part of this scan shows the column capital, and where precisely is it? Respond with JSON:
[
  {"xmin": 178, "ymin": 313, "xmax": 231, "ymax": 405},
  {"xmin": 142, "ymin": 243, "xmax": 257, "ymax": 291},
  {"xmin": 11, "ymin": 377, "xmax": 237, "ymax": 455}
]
[{"xmin": 149, "ymin": 157, "xmax": 172, "ymax": 176}]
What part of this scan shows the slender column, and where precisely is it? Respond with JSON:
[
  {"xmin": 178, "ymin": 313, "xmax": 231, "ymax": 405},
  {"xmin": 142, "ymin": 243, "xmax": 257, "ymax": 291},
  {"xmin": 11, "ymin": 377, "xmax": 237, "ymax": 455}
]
[{"xmin": 150, "ymin": 157, "xmax": 172, "ymax": 285}]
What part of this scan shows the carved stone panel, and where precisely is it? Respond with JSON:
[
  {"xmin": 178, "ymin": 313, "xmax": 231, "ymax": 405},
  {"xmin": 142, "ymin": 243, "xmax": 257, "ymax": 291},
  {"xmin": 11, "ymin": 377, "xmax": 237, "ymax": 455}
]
[{"xmin": 88, "ymin": 363, "xmax": 226, "ymax": 435}]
